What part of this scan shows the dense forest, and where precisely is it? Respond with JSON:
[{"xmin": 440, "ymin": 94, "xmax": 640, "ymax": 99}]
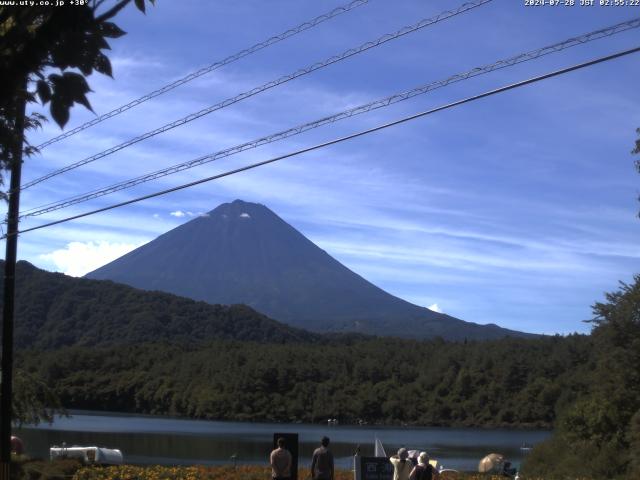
[
  {"xmin": 18, "ymin": 334, "xmax": 591, "ymax": 428},
  {"xmin": 8, "ymin": 259, "xmax": 594, "ymax": 429}
]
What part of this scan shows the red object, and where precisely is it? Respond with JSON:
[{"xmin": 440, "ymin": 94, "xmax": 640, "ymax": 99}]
[{"xmin": 11, "ymin": 436, "xmax": 24, "ymax": 455}]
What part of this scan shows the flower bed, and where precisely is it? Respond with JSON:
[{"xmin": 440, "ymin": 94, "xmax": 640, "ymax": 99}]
[
  {"xmin": 72, "ymin": 465, "xmax": 356, "ymax": 480},
  {"xmin": 70, "ymin": 465, "xmax": 554, "ymax": 480}
]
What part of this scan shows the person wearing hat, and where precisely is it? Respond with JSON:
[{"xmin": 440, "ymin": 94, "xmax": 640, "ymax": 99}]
[
  {"xmin": 409, "ymin": 452, "xmax": 439, "ymax": 480},
  {"xmin": 390, "ymin": 448, "xmax": 413, "ymax": 480}
]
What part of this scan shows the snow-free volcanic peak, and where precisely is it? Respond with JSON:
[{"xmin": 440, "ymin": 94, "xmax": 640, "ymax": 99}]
[{"xmin": 86, "ymin": 199, "xmax": 529, "ymax": 340}]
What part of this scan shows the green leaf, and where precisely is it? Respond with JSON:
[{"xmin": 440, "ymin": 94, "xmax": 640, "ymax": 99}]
[
  {"xmin": 95, "ymin": 35, "xmax": 111, "ymax": 50},
  {"xmin": 134, "ymin": 0, "xmax": 146, "ymax": 13},
  {"xmin": 48, "ymin": 73, "xmax": 63, "ymax": 87},
  {"xmin": 61, "ymin": 72, "xmax": 93, "ymax": 112},
  {"xmin": 76, "ymin": 53, "xmax": 94, "ymax": 76},
  {"xmin": 93, "ymin": 52, "xmax": 112, "ymax": 77},
  {"xmin": 62, "ymin": 72, "xmax": 91, "ymax": 95},
  {"xmin": 75, "ymin": 93, "xmax": 93, "ymax": 112},
  {"xmin": 99, "ymin": 21, "xmax": 126, "ymax": 38},
  {"xmin": 36, "ymin": 80, "xmax": 51, "ymax": 105},
  {"xmin": 50, "ymin": 98, "xmax": 70, "ymax": 128}
]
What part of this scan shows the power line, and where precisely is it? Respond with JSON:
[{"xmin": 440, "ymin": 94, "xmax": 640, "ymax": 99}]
[
  {"xmin": 34, "ymin": 0, "xmax": 371, "ymax": 151},
  {"xmin": 18, "ymin": 17, "xmax": 640, "ymax": 220},
  {"xmin": 19, "ymin": 0, "xmax": 494, "ymax": 192},
  {"xmin": 9, "ymin": 45, "xmax": 640, "ymax": 239}
]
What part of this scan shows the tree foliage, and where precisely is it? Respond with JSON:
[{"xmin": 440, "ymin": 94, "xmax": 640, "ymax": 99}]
[
  {"xmin": 17, "ymin": 334, "xmax": 592, "ymax": 429},
  {"xmin": 634, "ymin": 127, "xmax": 640, "ymax": 217},
  {"xmin": 11, "ymin": 368, "xmax": 64, "ymax": 426},
  {"xmin": 523, "ymin": 275, "xmax": 640, "ymax": 479},
  {"xmin": 0, "ymin": 0, "xmax": 154, "ymax": 184},
  {"xmin": 0, "ymin": 0, "xmax": 153, "ymax": 430}
]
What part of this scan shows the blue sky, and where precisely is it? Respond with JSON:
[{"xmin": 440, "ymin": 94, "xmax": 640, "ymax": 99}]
[{"xmin": 10, "ymin": 0, "xmax": 640, "ymax": 335}]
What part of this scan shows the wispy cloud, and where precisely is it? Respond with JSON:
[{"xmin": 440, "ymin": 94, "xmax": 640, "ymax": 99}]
[{"xmin": 169, "ymin": 210, "xmax": 203, "ymax": 218}]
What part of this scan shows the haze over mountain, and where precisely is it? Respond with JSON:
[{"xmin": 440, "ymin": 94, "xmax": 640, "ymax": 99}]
[{"xmin": 87, "ymin": 200, "xmax": 530, "ymax": 340}]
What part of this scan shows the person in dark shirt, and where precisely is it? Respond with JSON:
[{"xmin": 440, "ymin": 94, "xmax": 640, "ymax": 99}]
[
  {"xmin": 311, "ymin": 436, "xmax": 334, "ymax": 480},
  {"xmin": 502, "ymin": 461, "xmax": 517, "ymax": 477},
  {"xmin": 409, "ymin": 452, "xmax": 439, "ymax": 480}
]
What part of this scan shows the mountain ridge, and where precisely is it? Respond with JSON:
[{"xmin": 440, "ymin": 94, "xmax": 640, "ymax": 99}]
[{"xmin": 2, "ymin": 260, "xmax": 318, "ymax": 349}]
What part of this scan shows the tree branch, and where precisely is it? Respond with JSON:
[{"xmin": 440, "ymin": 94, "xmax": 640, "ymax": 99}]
[{"xmin": 95, "ymin": 0, "xmax": 132, "ymax": 22}]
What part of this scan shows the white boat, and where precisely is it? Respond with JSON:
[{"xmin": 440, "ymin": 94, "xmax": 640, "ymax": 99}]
[{"xmin": 50, "ymin": 445, "xmax": 123, "ymax": 465}]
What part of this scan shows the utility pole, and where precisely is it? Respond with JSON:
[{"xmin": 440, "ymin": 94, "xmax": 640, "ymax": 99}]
[{"xmin": 0, "ymin": 80, "xmax": 26, "ymax": 480}]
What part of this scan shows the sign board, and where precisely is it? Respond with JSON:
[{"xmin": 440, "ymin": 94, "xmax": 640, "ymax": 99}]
[
  {"xmin": 273, "ymin": 433, "xmax": 299, "ymax": 480},
  {"xmin": 357, "ymin": 456, "xmax": 394, "ymax": 480}
]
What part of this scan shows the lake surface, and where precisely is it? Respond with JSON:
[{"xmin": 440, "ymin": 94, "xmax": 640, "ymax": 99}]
[{"xmin": 16, "ymin": 411, "xmax": 550, "ymax": 472}]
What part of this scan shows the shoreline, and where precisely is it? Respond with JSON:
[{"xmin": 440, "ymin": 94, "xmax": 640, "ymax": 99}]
[{"xmin": 56, "ymin": 409, "xmax": 554, "ymax": 431}]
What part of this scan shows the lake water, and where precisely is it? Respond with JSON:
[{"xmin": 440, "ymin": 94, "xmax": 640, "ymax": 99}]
[{"xmin": 16, "ymin": 411, "xmax": 550, "ymax": 472}]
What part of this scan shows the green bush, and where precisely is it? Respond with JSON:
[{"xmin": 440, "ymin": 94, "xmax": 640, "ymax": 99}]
[{"xmin": 11, "ymin": 457, "xmax": 83, "ymax": 480}]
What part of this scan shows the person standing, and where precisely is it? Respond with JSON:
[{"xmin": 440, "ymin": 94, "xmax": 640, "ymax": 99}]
[
  {"xmin": 311, "ymin": 436, "xmax": 334, "ymax": 480},
  {"xmin": 270, "ymin": 437, "xmax": 293, "ymax": 480},
  {"xmin": 409, "ymin": 452, "xmax": 439, "ymax": 480},
  {"xmin": 390, "ymin": 448, "xmax": 413, "ymax": 480}
]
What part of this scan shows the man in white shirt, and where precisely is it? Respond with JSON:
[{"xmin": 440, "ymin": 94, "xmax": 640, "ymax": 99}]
[
  {"xmin": 270, "ymin": 437, "xmax": 293, "ymax": 480},
  {"xmin": 390, "ymin": 448, "xmax": 412, "ymax": 480}
]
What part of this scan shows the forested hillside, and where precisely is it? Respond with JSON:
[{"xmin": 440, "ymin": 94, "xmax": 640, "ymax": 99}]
[
  {"xmin": 2, "ymin": 260, "xmax": 317, "ymax": 348},
  {"xmin": 18, "ymin": 335, "xmax": 591, "ymax": 428}
]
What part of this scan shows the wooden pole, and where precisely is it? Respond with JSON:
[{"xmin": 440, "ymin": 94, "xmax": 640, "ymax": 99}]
[{"xmin": 0, "ymin": 80, "xmax": 26, "ymax": 480}]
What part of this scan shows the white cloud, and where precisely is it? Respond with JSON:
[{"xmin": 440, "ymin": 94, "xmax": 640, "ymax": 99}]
[
  {"xmin": 170, "ymin": 210, "xmax": 199, "ymax": 218},
  {"xmin": 153, "ymin": 213, "xmax": 160, "ymax": 219},
  {"xmin": 40, "ymin": 241, "xmax": 144, "ymax": 277},
  {"xmin": 110, "ymin": 55, "xmax": 167, "ymax": 72},
  {"xmin": 428, "ymin": 303, "xmax": 443, "ymax": 313},
  {"xmin": 240, "ymin": 213, "xmax": 251, "ymax": 218}
]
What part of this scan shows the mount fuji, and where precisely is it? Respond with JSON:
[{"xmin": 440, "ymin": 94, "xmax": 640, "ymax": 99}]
[{"xmin": 86, "ymin": 200, "xmax": 529, "ymax": 340}]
